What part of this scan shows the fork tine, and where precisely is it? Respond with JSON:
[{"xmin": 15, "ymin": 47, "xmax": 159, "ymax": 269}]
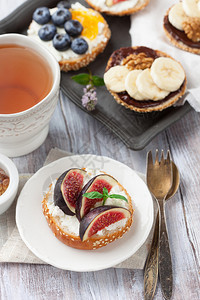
[
  {"xmin": 160, "ymin": 150, "xmax": 165, "ymax": 164},
  {"xmin": 155, "ymin": 149, "xmax": 159, "ymax": 165},
  {"xmin": 147, "ymin": 151, "xmax": 153, "ymax": 166},
  {"xmin": 166, "ymin": 150, "xmax": 171, "ymax": 164}
]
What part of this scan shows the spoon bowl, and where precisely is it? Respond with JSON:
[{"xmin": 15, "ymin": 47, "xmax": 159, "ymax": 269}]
[{"xmin": 166, "ymin": 162, "xmax": 180, "ymax": 200}]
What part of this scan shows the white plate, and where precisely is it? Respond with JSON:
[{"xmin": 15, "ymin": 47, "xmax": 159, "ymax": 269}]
[{"xmin": 16, "ymin": 155, "xmax": 153, "ymax": 272}]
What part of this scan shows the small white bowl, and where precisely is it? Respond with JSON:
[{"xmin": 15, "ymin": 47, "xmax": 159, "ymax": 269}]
[
  {"xmin": 0, "ymin": 34, "xmax": 61, "ymax": 157},
  {"xmin": 0, "ymin": 153, "xmax": 19, "ymax": 215}
]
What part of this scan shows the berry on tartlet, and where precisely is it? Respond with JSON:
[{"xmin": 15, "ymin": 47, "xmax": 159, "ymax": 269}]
[
  {"xmin": 57, "ymin": 1, "xmax": 71, "ymax": 10},
  {"xmin": 85, "ymin": 0, "xmax": 150, "ymax": 16},
  {"xmin": 38, "ymin": 24, "xmax": 57, "ymax": 41},
  {"xmin": 28, "ymin": 2, "xmax": 111, "ymax": 71},
  {"xmin": 104, "ymin": 46, "xmax": 187, "ymax": 113},
  {"xmin": 33, "ymin": 7, "xmax": 51, "ymax": 25},
  {"xmin": 163, "ymin": 0, "xmax": 200, "ymax": 55},
  {"xmin": 51, "ymin": 8, "xmax": 72, "ymax": 27}
]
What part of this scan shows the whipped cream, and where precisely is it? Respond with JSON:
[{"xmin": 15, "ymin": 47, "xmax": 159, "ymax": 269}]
[
  {"xmin": 45, "ymin": 169, "xmax": 130, "ymax": 237},
  {"xmin": 27, "ymin": 3, "xmax": 107, "ymax": 62}
]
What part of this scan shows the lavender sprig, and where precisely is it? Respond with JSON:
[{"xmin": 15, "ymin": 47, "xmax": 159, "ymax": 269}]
[
  {"xmin": 82, "ymin": 84, "xmax": 97, "ymax": 111},
  {"xmin": 71, "ymin": 69, "xmax": 104, "ymax": 111}
]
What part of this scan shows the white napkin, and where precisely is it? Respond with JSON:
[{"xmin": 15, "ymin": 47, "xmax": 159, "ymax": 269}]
[{"xmin": 130, "ymin": 0, "xmax": 200, "ymax": 111}]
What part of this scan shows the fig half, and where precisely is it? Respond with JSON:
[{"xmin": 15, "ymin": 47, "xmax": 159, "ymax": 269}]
[
  {"xmin": 54, "ymin": 168, "xmax": 86, "ymax": 214},
  {"xmin": 79, "ymin": 205, "xmax": 131, "ymax": 241},
  {"xmin": 76, "ymin": 174, "xmax": 118, "ymax": 220}
]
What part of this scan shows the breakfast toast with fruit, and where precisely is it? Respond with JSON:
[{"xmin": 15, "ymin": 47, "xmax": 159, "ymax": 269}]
[
  {"xmin": 28, "ymin": 2, "xmax": 111, "ymax": 71},
  {"xmin": 163, "ymin": 0, "xmax": 200, "ymax": 55},
  {"xmin": 42, "ymin": 168, "xmax": 133, "ymax": 250},
  {"xmin": 85, "ymin": 0, "xmax": 150, "ymax": 16},
  {"xmin": 104, "ymin": 46, "xmax": 187, "ymax": 112}
]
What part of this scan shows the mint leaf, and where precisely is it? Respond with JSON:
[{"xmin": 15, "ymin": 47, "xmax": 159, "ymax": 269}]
[
  {"xmin": 103, "ymin": 187, "xmax": 108, "ymax": 196},
  {"xmin": 71, "ymin": 73, "xmax": 90, "ymax": 85},
  {"xmin": 92, "ymin": 75, "xmax": 105, "ymax": 86},
  {"xmin": 82, "ymin": 191, "xmax": 103, "ymax": 199},
  {"xmin": 102, "ymin": 195, "xmax": 108, "ymax": 205},
  {"xmin": 109, "ymin": 194, "xmax": 128, "ymax": 202}
]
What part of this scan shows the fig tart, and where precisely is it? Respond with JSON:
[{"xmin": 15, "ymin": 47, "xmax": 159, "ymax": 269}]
[
  {"xmin": 42, "ymin": 168, "xmax": 133, "ymax": 250},
  {"xmin": 163, "ymin": 1, "xmax": 200, "ymax": 55},
  {"xmin": 28, "ymin": 2, "xmax": 111, "ymax": 71},
  {"xmin": 104, "ymin": 46, "xmax": 187, "ymax": 113}
]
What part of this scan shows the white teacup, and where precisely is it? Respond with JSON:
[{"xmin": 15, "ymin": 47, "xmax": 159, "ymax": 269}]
[{"xmin": 0, "ymin": 34, "xmax": 60, "ymax": 157}]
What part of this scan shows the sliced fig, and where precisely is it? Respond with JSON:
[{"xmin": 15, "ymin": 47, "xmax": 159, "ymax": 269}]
[
  {"xmin": 54, "ymin": 168, "xmax": 86, "ymax": 215},
  {"xmin": 79, "ymin": 205, "xmax": 131, "ymax": 241},
  {"xmin": 76, "ymin": 174, "xmax": 118, "ymax": 220}
]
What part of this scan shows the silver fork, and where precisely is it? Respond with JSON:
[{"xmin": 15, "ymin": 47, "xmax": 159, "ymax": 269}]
[{"xmin": 144, "ymin": 150, "xmax": 173, "ymax": 300}]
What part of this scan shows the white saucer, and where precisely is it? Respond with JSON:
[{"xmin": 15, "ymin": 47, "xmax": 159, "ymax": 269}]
[{"xmin": 16, "ymin": 155, "xmax": 153, "ymax": 272}]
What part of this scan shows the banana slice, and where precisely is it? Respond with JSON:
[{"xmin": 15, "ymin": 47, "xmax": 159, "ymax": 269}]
[
  {"xmin": 168, "ymin": 3, "xmax": 188, "ymax": 31},
  {"xmin": 182, "ymin": 0, "xmax": 200, "ymax": 18},
  {"xmin": 125, "ymin": 70, "xmax": 147, "ymax": 100},
  {"xmin": 150, "ymin": 57, "xmax": 185, "ymax": 92},
  {"xmin": 104, "ymin": 66, "xmax": 130, "ymax": 93},
  {"xmin": 136, "ymin": 69, "xmax": 170, "ymax": 101}
]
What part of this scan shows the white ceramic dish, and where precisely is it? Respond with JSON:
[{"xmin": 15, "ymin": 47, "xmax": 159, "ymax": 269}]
[
  {"xmin": 0, "ymin": 34, "xmax": 60, "ymax": 157},
  {"xmin": 0, "ymin": 153, "xmax": 19, "ymax": 215},
  {"xmin": 16, "ymin": 155, "xmax": 153, "ymax": 272}
]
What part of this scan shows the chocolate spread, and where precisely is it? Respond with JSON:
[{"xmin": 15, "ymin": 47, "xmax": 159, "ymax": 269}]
[
  {"xmin": 163, "ymin": 15, "xmax": 200, "ymax": 49},
  {"xmin": 107, "ymin": 46, "xmax": 184, "ymax": 109}
]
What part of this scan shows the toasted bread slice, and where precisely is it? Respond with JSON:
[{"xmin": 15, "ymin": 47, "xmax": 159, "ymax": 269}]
[
  {"xmin": 28, "ymin": 3, "xmax": 111, "ymax": 72},
  {"xmin": 85, "ymin": 0, "xmax": 150, "ymax": 16},
  {"xmin": 104, "ymin": 46, "xmax": 187, "ymax": 113},
  {"xmin": 42, "ymin": 171, "xmax": 133, "ymax": 250},
  {"xmin": 163, "ymin": 7, "xmax": 200, "ymax": 55}
]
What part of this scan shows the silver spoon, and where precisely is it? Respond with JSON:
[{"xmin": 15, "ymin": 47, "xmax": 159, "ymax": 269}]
[{"xmin": 144, "ymin": 162, "xmax": 180, "ymax": 300}]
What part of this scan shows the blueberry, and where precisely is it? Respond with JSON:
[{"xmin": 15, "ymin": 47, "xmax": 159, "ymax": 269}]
[
  {"xmin": 52, "ymin": 8, "xmax": 72, "ymax": 27},
  {"xmin": 71, "ymin": 38, "xmax": 88, "ymax": 54},
  {"xmin": 53, "ymin": 33, "xmax": 71, "ymax": 51},
  {"xmin": 33, "ymin": 7, "xmax": 51, "ymax": 25},
  {"xmin": 38, "ymin": 24, "xmax": 57, "ymax": 41},
  {"xmin": 57, "ymin": 1, "xmax": 71, "ymax": 9},
  {"xmin": 64, "ymin": 20, "xmax": 83, "ymax": 37}
]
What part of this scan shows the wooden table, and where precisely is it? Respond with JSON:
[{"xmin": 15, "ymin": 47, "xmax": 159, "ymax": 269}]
[{"xmin": 0, "ymin": 1, "xmax": 200, "ymax": 299}]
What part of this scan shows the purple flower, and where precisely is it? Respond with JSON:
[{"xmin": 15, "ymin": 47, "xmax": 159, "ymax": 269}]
[{"xmin": 81, "ymin": 84, "xmax": 98, "ymax": 111}]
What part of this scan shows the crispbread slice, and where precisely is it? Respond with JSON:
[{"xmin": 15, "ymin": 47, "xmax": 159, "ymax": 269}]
[
  {"xmin": 42, "ymin": 172, "xmax": 133, "ymax": 250},
  {"xmin": 163, "ymin": 7, "xmax": 200, "ymax": 55},
  {"xmin": 105, "ymin": 46, "xmax": 187, "ymax": 113}
]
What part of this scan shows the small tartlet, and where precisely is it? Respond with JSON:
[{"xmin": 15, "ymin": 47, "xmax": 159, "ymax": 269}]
[
  {"xmin": 85, "ymin": 0, "xmax": 150, "ymax": 16},
  {"xmin": 42, "ymin": 168, "xmax": 133, "ymax": 250},
  {"xmin": 163, "ymin": 1, "xmax": 200, "ymax": 55},
  {"xmin": 28, "ymin": 3, "xmax": 111, "ymax": 71},
  {"xmin": 104, "ymin": 46, "xmax": 187, "ymax": 113}
]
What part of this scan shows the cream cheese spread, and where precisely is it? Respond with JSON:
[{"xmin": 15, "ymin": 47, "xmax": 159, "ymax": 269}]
[
  {"xmin": 45, "ymin": 169, "xmax": 130, "ymax": 237},
  {"xmin": 27, "ymin": 3, "xmax": 106, "ymax": 62}
]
